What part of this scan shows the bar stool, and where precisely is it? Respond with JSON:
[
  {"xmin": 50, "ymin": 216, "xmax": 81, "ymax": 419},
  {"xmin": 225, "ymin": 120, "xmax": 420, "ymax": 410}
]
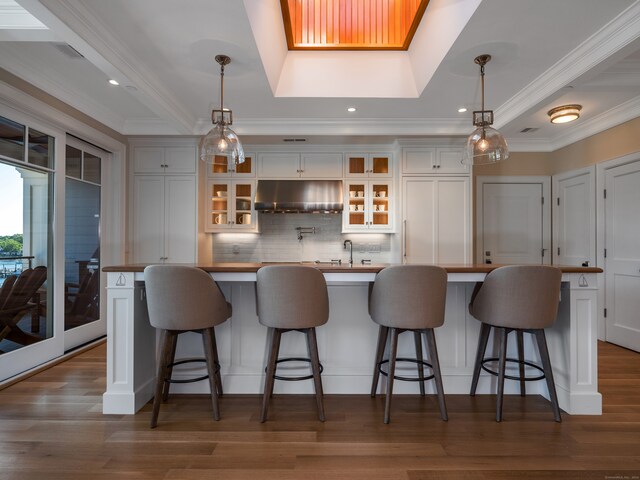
[
  {"xmin": 144, "ymin": 265, "xmax": 232, "ymax": 428},
  {"xmin": 469, "ymin": 265, "xmax": 562, "ymax": 422},
  {"xmin": 256, "ymin": 265, "xmax": 328, "ymax": 422},
  {"xmin": 369, "ymin": 265, "xmax": 448, "ymax": 424}
]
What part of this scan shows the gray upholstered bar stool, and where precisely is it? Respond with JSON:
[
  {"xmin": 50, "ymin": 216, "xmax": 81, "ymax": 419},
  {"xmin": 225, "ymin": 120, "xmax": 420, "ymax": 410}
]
[
  {"xmin": 144, "ymin": 265, "xmax": 232, "ymax": 428},
  {"xmin": 469, "ymin": 265, "xmax": 562, "ymax": 422},
  {"xmin": 370, "ymin": 265, "xmax": 448, "ymax": 424},
  {"xmin": 256, "ymin": 265, "xmax": 329, "ymax": 423}
]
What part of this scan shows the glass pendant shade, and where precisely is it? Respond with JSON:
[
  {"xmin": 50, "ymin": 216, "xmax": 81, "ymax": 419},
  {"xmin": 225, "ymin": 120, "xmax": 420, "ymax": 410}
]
[
  {"xmin": 199, "ymin": 54, "xmax": 245, "ymax": 168},
  {"xmin": 463, "ymin": 126, "xmax": 509, "ymax": 165},
  {"xmin": 462, "ymin": 54, "xmax": 509, "ymax": 166},
  {"xmin": 199, "ymin": 123, "xmax": 245, "ymax": 166}
]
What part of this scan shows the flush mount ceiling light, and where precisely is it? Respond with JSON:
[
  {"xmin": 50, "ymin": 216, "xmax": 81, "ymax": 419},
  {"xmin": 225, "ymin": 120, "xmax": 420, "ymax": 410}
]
[
  {"xmin": 199, "ymin": 55, "xmax": 245, "ymax": 167},
  {"xmin": 548, "ymin": 104, "xmax": 582, "ymax": 124},
  {"xmin": 462, "ymin": 54, "xmax": 509, "ymax": 166},
  {"xmin": 347, "ymin": 107, "xmax": 357, "ymax": 112},
  {"xmin": 108, "ymin": 79, "xmax": 119, "ymax": 86},
  {"xmin": 458, "ymin": 107, "xmax": 467, "ymax": 113}
]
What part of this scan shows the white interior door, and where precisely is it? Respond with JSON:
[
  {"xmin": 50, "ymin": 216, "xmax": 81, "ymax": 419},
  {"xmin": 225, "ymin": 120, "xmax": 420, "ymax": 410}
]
[
  {"xmin": 478, "ymin": 178, "xmax": 549, "ymax": 265},
  {"xmin": 553, "ymin": 167, "xmax": 596, "ymax": 267},
  {"xmin": 605, "ymin": 160, "xmax": 640, "ymax": 351}
]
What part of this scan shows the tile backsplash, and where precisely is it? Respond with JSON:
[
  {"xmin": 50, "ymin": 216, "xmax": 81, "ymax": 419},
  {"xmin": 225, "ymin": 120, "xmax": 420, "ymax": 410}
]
[{"xmin": 212, "ymin": 213, "xmax": 393, "ymax": 263}]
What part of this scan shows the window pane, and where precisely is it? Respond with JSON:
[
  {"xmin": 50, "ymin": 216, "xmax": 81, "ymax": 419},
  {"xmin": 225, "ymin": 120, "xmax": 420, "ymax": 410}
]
[
  {"xmin": 0, "ymin": 116, "xmax": 25, "ymax": 162},
  {"xmin": 64, "ymin": 178, "xmax": 100, "ymax": 330},
  {"xmin": 83, "ymin": 152, "xmax": 101, "ymax": 184},
  {"xmin": 0, "ymin": 161, "xmax": 53, "ymax": 354},
  {"xmin": 65, "ymin": 145, "xmax": 82, "ymax": 179},
  {"xmin": 28, "ymin": 128, "xmax": 54, "ymax": 169}
]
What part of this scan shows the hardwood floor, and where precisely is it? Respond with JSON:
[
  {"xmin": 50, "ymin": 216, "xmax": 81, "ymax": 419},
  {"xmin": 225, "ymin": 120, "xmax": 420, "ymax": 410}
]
[{"xmin": 0, "ymin": 341, "xmax": 638, "ymax": 479}]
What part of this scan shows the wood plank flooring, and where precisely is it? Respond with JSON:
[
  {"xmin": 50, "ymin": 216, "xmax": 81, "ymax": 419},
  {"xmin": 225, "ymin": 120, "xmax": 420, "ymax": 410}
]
[{"xmin": 0, "ymin": 341, "xmax": 638, "ymax": 479}]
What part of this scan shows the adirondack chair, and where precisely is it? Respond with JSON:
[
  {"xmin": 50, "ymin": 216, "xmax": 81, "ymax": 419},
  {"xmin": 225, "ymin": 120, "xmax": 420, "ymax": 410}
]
[
  {"xmin": 0, "ymin": 266, "xmax": 47, "ymax": 346},
  {"xmin": 65, "ymin": 269, "xmax": 100, "ymax": 330}
]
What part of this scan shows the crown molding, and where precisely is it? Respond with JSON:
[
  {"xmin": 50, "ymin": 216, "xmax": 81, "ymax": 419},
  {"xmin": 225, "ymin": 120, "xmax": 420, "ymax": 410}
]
[
  {"xmin": 495, "ymin": 0, "xmax": 640, "ymax": 130},
  {"xmin": 16, "ymin": 0, "xmax": 195, "ymax": 134},
  {"xmin": 0, "ymin": 1, "xmax": 46, "ymax": 29},
  {"xmin": 0, "ymin": 43, "xmax": 126, "ymax": 132},
  {"xmin": 195, "ymin": 117, "xmax": 470, "ymax": 136},
  {"xmin": 123, "ymin": 117, "xmax": 183, "ymax": 136},
  {"xmin": 506, "ymin": 138, "xmax": 553, "ymax": 153}
]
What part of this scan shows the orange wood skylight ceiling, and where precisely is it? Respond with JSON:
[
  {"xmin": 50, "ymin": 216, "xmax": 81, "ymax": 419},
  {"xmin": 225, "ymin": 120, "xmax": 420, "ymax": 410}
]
[{"xmin": 281, "ymin": 0, "xmax": 430, "ymax": 50}]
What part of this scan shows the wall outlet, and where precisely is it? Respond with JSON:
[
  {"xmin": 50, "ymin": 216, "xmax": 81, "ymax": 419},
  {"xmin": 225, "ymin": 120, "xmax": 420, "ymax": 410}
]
[
  {"xmin": 232, "ymin": 244, "xmax": 240, "ymax": 254},
  {"xmin": 369, "ymin": 244, "xmax": 381, "ymax": 253}
]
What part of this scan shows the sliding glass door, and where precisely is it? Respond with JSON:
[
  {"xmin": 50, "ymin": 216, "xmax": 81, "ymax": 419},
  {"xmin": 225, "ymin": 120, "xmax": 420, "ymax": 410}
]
[
  {"xmin": 64, "ymin": 138, "xmax": 105, "ymax": 351},
  {"xmin": 0, "ymin": 115, "xmax": 62, "ymax": 380}
]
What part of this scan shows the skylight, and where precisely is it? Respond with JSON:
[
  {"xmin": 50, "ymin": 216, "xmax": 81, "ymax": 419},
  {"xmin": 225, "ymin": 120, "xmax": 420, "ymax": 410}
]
[{"xmin": 280, "ymin": 0, "xmax": 430, "ymax": 50}]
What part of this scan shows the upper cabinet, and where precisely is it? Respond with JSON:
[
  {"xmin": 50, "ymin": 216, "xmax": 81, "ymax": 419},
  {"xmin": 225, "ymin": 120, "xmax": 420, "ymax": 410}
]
[
  {"xmin": 402, "ymin": 147, "xmax": 468, "ymax": 175},
  {"xmin": 258, "ymin": 152, "xmax": 342, "ymax": 178},
  {"xmin": 207, "ymin": 153, "xmax": 255, "ymax": 178},
  {"xmin": 133, "ymin": 146, "xmax": 197, "ymax": 174},
  {"xmin": 343, "ymin": 180, "xmax": 393, "ymax": 233},
  {"xmin": 345, "ymin": 153, "xmax": 392, "ymax": 178},
  {"xmin": 205, "ymin": 180, "xmax": 258, "ymax": 232}
]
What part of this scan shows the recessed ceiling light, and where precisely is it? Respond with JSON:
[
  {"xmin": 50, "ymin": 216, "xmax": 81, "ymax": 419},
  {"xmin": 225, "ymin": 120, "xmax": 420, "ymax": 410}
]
[
  {"xmin": 108, "ymin": 79, "xmax": 119, "ymax": 86},
  {"xmin": 457, "ymin": 107, "xmax": 467, "ymax": 113},
  {"xmin": 548, "ymin": 104, "xmax": 582, "ymax": 124},
  {"xmin": 347, "ymin": 107, "xmax": 357, "ymax": 112}
]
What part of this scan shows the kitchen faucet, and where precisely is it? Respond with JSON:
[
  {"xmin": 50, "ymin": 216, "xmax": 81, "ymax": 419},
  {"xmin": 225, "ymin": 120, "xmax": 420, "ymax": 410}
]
[{"xmin": 343, "ymin": 239, "xmax": 353, "ymax": 266}]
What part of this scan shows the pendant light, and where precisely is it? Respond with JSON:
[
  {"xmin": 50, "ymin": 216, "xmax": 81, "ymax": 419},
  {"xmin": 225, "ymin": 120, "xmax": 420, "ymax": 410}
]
[
  {"xmin": 462, "ymin": 54, "xmax": 509, "ymax": 165},
  {"xmin": 199, "ymin": 55, "xmax": 245, "ymax": 167}
]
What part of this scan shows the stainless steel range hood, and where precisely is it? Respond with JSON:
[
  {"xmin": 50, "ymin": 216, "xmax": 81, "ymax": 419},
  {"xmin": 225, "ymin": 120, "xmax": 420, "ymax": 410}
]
[{"xmin": 255, "ymin": 180, "xmax": 343, "ymax": 213}]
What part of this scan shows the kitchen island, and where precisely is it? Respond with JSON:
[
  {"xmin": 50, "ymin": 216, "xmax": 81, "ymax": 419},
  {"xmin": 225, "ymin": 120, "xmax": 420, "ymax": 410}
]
[{"xmin": 103, "ymin": 263, "xmax": 602, "ymax": 415}]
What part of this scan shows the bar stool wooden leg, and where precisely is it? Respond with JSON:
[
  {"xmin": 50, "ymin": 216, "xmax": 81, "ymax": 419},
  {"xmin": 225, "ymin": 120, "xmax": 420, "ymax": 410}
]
[
  {"xmin": 371, "ymin": 326, "xmax": 388, "ymax": 397},
  {"xmin": 534, "ymin": 329, "xmax": 562, "ymax": 422},
  {"xmin": 425, "ymin": 328, "xmax": 448, "ymax": 421},
  {"xmin": 470, "ymin": 323, "xmax": 491, "ymax": 396},
  {"xmin": 151, "ymin": 329, "xmax": 173, "ymax": 428},
  {"xmin": 414, "ymin": 331, "xmax": 426, "ymax": 396},
  {"xmin": 208, "ymin": 327, "xmax": 223, "ymax": 396},
  {"xmin": 162, "ymin": 332, "xmax": 178, "ymax": 401},
  {"xmin": 496, "ymin": 328, "xmax": 508, "ymax": 422},
  {"xmin": 202, "ymin": 327, "xmax": 220, "ymax": 421},
  {"xmin": 517, "ymin": 330, "xmax": 526, "ymax": 397},
  {"xmin": 306, "ymin": 327, "xmax": 325, "ymax": 422},
  {"xmin": 261, "ymin": 328, "xmax": 281, "ymax": 423},
  {"xmin": 384, "ymin": 328, "xmax": 399, "ymax": 424}
]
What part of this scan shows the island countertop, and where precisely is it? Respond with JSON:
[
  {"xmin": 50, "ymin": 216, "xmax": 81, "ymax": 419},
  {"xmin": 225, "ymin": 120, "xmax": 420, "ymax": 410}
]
[{"xmin": 103, "ymin": 262, "xmax": 602, "ymax": 274}]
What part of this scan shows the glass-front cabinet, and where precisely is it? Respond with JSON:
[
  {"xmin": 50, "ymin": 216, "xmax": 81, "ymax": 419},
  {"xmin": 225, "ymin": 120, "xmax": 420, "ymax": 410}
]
[
  {"xmin": 206, "ymin": 180, "xmax": 257, "ymax": 232},
  {"xmin": 345, "ymin": 153, "xmax": 392, "ymax": 178},
  {"xmin": 343, "ymin": 181, "xmax": 392, "ymax": 232},
  {"xmin": 207, "ymin": 153, "xmax": 255, "ymax": 178}
]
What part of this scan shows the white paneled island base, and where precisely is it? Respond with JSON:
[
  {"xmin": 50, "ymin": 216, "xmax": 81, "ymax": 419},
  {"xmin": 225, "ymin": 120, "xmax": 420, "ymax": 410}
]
[{"xmin": 103, "ymin": 265, "xmax": 602, "ymax": 415}]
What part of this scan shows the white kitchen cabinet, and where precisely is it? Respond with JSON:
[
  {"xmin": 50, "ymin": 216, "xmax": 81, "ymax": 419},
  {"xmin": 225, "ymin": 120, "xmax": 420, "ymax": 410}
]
[
  {"xmin": 343, "ymin": 180, "xmax": 393, "ymax": 232},
  {"xmin": 345, "ymin": 153, "xmax": 392, "ymax": 178},
  {"xmin": 258, "ymin": 152, "xmax": 342, "ymax": 178},
  {"xmin": 301, "ymin": 153, "xmax": 343, "ymax": 178},
  {"xmin": 402, "ymin": 177, "xmax": 470, "ymax": 263},
  {"xmin": 133, "ymin": 146, "xmax": 196, "ymax": 174},
  {"xmin": 402, "ymin": 147, "xmax": 468, "ymax": 175},
  {"xmin": 133, "ymin": 175, "xmax": 196, "ymax": 263},
  {"xmin": 205, "ymin": 179, "xmax": 258, "ymax": 232},
  {"xmin": 206, "ymin": 153, "xmax": 255, "ymax": 178}
]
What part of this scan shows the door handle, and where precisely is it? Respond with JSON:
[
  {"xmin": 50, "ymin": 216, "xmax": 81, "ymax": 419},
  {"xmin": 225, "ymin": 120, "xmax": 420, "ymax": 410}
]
[{"xmin": 403, "ymin": 220, "xmax": 407, "ymax": 259}]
